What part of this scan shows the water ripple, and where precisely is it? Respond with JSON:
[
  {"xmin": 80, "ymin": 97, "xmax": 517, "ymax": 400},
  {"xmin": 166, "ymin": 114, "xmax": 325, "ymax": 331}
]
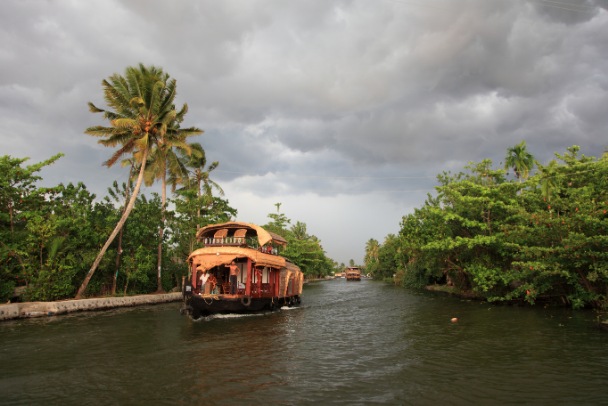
[{"xmin": 1, "ymin": 281, "xmax": 607, "ymax": 405}]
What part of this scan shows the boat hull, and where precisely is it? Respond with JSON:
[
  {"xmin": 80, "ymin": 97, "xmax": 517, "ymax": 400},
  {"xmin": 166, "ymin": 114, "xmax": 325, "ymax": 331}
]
[{"xmin": 182, "ymin": 291, "xmax": 301, "ymax": 319}]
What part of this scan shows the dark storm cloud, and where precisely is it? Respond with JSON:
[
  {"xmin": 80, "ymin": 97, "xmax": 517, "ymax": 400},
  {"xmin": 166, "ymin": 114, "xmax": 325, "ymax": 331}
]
[
  {"xmin": 1, "ymin": 0, "xmax": 607, "ymax": 263},
  {"xmin": 531, "ymin": 0, "xmax": 607, "ymax": 24}
]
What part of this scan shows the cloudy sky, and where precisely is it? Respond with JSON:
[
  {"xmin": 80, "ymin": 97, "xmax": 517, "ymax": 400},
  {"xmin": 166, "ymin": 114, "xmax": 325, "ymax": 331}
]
[{"xmin": 1, "ymin": 0, "xmax": 607, "ymax": 265}]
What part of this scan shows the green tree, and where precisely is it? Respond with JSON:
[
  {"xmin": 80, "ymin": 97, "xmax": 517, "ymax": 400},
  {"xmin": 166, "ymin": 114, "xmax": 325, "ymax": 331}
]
[
  {"xmin": 169, "ymin": 193, "xmax": 237, "ymax": 267},
  {"xmin": 76, "ymin": 64, "xmax": 193, "ymax": 298},
  {"xmin": 537, "ymin": 159, "xmax": 560, "ymax": 202},
  {"xmin": 178, "ymin": 142, "xmax": 224, "ymax": 229},
  {"xmin": 103, "ymin": 178, "xmax": 134, "ymax": 295},
  {"xmin": 266, "ymin": 202, "xmax": 290, "ymax": 232},
  {"xmin": 291, "ymin": 221, "xmax": 308, "ymax": 240},
  {"xmin": 262, "ymin": 206, "xmax": 334, "ymax": 278},
  {"xmin": 24, "ymin": 182, "xmax": 109, "ymax": 301},
  {"xmin": 168, "ymin": 140, "xmax": 232, "ymax": 266},
  {"xmin": 364, "ymin": 238, "xmax": 379, "ymax": 276},
  {"xmin": 505, "ymin": 140, "xmax": 535, "ymax": 181},
  {"xmin": 376, "ymin": 234, "xmax": 401, "ymax": 282},
  {"xmin": 0, "ymin": 154, "xmax": 63, "ymax": 301},
  {"xmin": 506, "ymin": 146, "xmax": 608, "ymax": 308},
  {"xmin": 118, "ymin": 194, "xmax": 163, "ymax": 294},
  {"xmin": 144, "ymin": 111, "xmax": 202, "ymax": 292},
  {"xmin": 389, "ymin": 145, "xmax": 607, "ymax": 309}
]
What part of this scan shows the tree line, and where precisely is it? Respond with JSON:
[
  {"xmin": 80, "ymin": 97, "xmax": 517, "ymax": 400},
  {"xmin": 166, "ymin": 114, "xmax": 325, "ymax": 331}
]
[
  {"xmin": 0, "ymin": 64, "xmax": 337, "ymax": 302},
  {"xmin": 365, "ymin": 143, "xmax": 608, "ymax": 309}
]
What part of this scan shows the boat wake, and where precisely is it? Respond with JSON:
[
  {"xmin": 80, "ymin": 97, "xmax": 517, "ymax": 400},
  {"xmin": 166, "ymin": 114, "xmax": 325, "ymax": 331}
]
[
  {"xmin": 192, "ymin": 306, "xmax": 300, "ymax": 321},
  {"xmin": 193, "ymin": 312, "xmax": 269, "ymax": 322}
]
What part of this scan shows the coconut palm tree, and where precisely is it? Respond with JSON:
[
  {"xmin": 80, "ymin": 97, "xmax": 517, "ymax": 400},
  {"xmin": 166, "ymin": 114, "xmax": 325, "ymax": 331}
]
[
  {"xmin": 364, "ymin": 238, "xmax": 379, "ymax": 276},
  {"xmin": 176, "ymin": 142, "xmax": 224, "ymax": 229},
  {"xmin": 143, "ymin": 113, "xmax": 202, "ymax": 292},
  {"xmin": 76, "ymin": 64, "xmax": 196, "ymax": 299},
  {"xmin": 365, "ymin": 238, "xmax": 379, "ymax": 263},
  {"xmin": 538, "ymin": 160, "xmax": 560, "ymax": 202},
  {"xmin": 504, "ymin": 141, "xmax": 535, "ymax": 182},
  {"xmin": 291, "ymin": 221, "xmax": 308, "ymax": 240}
]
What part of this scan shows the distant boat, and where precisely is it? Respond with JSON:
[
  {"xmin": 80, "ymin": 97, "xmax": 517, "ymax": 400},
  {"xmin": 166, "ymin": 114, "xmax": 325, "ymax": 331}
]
[
  {"xmin": 345, "ymin": 266, "xmax": 362, "ymax": 281},
  {"xmin": 181, "ymin": 222, "xmax": 303, "ymax": 319}
]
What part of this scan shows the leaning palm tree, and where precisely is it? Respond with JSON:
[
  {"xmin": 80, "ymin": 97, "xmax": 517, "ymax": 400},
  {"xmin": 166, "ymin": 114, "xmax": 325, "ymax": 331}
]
[
  {"xmin": 104, "ymin": 174, "xmax": 133, "ymax": 295},
  {"xmin": 76, "ymin": 64, "xmax": 194, "ymax": 299},
  {"xmin": 143, "ymin": 114, "xmax": 202, "ymax": 292},
  {"xmin": 504, "ymin": 140, "xmax": 535, "ymax": 182}
]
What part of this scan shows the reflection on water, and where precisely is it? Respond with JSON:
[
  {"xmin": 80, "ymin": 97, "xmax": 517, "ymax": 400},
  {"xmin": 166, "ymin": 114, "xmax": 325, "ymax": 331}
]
[{"xmin": 1, "ymin": 279, "xmax": 607, "ymax": 405}]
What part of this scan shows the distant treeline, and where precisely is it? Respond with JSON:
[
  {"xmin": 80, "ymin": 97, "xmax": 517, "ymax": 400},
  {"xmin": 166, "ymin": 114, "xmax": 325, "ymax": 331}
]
[{"xmin": 365, "ymin": 144, "xmax": 608, "ymax": 309}]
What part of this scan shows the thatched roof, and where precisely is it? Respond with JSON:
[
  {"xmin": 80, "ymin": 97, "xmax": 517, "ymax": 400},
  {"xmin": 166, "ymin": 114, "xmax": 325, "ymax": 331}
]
[{"xmin": 188, "ymin": 246, "xmax": 286, "ymax": 271}]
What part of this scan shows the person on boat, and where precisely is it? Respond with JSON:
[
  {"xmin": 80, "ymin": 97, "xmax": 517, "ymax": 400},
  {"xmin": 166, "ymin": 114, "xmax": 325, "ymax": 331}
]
[
  {"xmin": 228, "ymin": 261, "xmax": 238, "ymax": 295},
  {"xmin": 208, "ymin": 274, "xmax": 218, "ymax": 294},
  {"xmin": 195, "ymin": 270, "xmax": 203, "ymax": 292},
  {"xmin": 205, "ymin": 274, "xmax": 217, "ymax": 294},
  {"xmin": 200, "ymin": 271, "xmax": 210, "ymax": 294}
]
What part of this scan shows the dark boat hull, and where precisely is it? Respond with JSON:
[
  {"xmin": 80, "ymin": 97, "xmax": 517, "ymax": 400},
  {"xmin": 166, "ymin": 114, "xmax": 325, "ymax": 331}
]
[{"xmin": 182, "ymin": 293, "xmax": 301, "ymax": 319}]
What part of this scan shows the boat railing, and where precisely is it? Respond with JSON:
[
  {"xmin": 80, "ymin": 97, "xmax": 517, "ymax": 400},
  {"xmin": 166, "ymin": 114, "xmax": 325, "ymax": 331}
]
[
  {"xmin": 202, "ymin": 236, "xmax": 260, "ymax": 249},
  {"xmin": 201, "ymin": 236, "xmax": 283, "ymax": 255}
]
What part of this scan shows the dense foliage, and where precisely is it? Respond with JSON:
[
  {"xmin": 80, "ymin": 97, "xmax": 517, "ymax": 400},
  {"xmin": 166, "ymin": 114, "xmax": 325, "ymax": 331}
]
[
  {"xmin": 365, "ymin": 145, "xmax": 608, "ymax": 309},
  {"xmin": 0, "ymin": 154, "xmax": 337, "ymax": 301},
  {"xmin": 263, "ymin": 207, "xmax": 341, "ymax": 279}
]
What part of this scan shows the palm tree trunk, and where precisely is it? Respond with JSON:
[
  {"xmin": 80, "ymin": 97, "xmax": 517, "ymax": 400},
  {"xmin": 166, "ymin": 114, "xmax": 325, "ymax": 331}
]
[
  {"xmin": 112, "ymin": 167, "xmax": 133, "ymax": 296},
  {"xmin": 157, "ymin": 231, "xmax": 164, "ymax": 292},
  {"xmin": 111, "ymin": 226, "xmax": 124, "ymax": 296},
  {"xmin": 75, "ymin": 148, "xmax": 148, "ymax": 299},
  {"xmin": 196, "ymin": 177, "xmax": 201, "ymax": 230},
  {"xmin": 156, "ymin": 170, "xmax": 166, "ymax": 293}
]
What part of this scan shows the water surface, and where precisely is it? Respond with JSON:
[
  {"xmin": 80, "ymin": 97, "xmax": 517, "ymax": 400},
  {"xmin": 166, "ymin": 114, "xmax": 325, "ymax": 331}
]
[{"xmin": 1, "ymin": 279, "xmax": 607, "ymax": 405}]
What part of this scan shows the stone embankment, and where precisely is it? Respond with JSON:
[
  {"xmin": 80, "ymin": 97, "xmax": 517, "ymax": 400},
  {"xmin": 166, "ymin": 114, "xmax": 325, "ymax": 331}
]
[{"xmin": 0, "ymin": 292, "xmax": 182, "ymax": 322}]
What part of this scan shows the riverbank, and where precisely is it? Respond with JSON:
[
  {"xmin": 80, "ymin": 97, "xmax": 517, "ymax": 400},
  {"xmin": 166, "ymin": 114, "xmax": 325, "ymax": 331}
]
[
  {"xmin": 0, "ymin": 278, "xmax": 327, "ymax": 322},
  {"xmin": 0, "ymin": 292, "xmax": 182, "ymax": 322},
  {"xmin": 424, "ymin": 284, "xmax": 608, "ymax": 329}
]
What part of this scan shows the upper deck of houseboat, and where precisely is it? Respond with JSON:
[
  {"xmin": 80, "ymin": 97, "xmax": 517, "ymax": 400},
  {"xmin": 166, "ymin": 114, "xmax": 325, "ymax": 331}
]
[{"xmin": 195, "ymin": 222, "xmax": 287, "ymax": 253}]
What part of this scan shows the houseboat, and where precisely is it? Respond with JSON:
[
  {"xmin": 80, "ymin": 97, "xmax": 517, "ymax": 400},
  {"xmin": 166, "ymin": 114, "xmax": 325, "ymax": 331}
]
[
  {"xmin": 181, "ymin": 221, "xmax": 304, "ymax": 319},
  {"xmin": 345, "ymin": 266, "xmax": 362, "ymax": 281}
]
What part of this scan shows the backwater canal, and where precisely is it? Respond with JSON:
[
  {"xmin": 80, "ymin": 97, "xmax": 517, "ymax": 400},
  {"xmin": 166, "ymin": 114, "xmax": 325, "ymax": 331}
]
[{"xmin": 1, "ymin": 279, "xmax": 607, "ymax": 405}]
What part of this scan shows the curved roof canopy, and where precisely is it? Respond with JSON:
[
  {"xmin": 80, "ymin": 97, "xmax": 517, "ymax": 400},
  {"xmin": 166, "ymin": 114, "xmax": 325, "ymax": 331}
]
[
  {"xmin": 188, "ymin": 246, "xmax": 286, "ymax": 271},
  {"xmin": 196, "ymin": 221, "xmax": 287, "ymax": 247}
]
